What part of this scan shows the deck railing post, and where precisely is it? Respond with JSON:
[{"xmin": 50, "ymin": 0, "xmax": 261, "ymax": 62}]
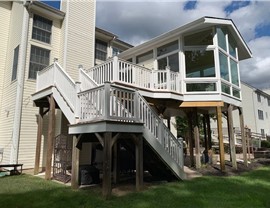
[
  {"xmin": 134, "ymin": 91, "xmax": 140, "ymax": 122},
  {"xmin": 166, "ymin": 69, "xmax": 171, "ymax": 90},
  {"xmin": 53, "ymin": 58, "xmax": 58, "ymax": 86},
  {"xmin": 75, "ymin": 81, "xmax": 81, "ymax": 123},
  {"xmin": 104, "ymin": 82, "xmax": 111, "ymax": 120},
  {"xmin": 113, "ymin": 56, "xmax": 119, "ymax": 81}
]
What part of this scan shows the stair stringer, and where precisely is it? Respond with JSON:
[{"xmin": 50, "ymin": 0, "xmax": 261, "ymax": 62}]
[
  {"xmin": 142, "ymin": 128, "xmax": 186, "ymax": 180},
  {"xmin": 52, "ymin": 87, "xmax": 75, "ymax": 124}
]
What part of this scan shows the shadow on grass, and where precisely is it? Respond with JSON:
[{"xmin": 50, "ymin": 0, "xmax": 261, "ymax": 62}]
[{"xmin": 0, "ymin": 167, "xmax": 270, "ymax": 208}]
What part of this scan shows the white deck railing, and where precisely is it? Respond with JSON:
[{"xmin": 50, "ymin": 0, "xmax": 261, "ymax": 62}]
[
  {"xmin": 36, "ymin": 61, "xmax": 77, "ymax": 111},
  {"xmin": 78, "ymin": 83, "xmax": 183, "ymax": 167},
  {"xmin": 85, "ymin": 57, "xmax": 181, "ymax": 93}
]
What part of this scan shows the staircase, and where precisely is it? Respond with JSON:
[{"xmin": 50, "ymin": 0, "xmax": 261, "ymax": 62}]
[{"xmin": 33, "ymin": 61, "xmax": 186, "ymax": 180}]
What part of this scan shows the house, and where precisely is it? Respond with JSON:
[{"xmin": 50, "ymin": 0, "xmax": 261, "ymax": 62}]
[
  {"xmin": 32, "ymin": 13, "xmax": 251, "ymax": 197},
  {"xmin": 211, "ymin": 82, "xmax": 270, "ymax": 147},
  {"xmin": 0, "ymin": 1, "xmax": 131, "ymax": 170},
  {"xmin": 1, "ymin": 0, "xmax": 252, "ymax": 199}
]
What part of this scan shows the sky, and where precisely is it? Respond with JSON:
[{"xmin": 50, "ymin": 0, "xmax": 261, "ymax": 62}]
[{"xmin": 43, "ymin": 0, "xmax": 270, "ymax": 89}]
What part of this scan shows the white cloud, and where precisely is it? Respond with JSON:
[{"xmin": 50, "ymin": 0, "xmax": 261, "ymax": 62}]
[{"xmin": 96, "ymin": 0, "xmax": 270, "ymax": 89}]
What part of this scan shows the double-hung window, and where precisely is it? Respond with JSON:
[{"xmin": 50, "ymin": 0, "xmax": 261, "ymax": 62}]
[
  {"xmin": 32, "ymin": 15, "xmax": 52, "ymax": 44},
  {"xmin": 95, "ymin": 39, "xmax": 107, "ymax": 61},
  {"xmin": 258, "ymin": 110, "xmax": 264, "ymax": 120},
  {"xmin": 29, "ymin": 46, "xmax": 50, "ymax": 79}
]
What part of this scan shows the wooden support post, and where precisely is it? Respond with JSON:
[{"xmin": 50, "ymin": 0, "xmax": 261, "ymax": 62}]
[
  {"xmin": 71, "ymin": 135, "xmax": 80, "ymax": 189},
  {"xmin": 216, "ymin": 106, "xmax": 225, "ymax": 171},
  {"xmin": 187, "ymin": 111, "xmax": 194, "ymax": 167},
  {"xmin": 113, "ymin": 142, "xmax": 120, "ymax": 184},
  {"xmin": 246, "ymin": 128, "xmax": 251, "ymax": 161},
  {"xmin": 103, "ymin": 132, "xmax": 112, "ymax": 199},
  {"xmin": 193, "ymin": 108, "xmax": 201, "ymax": 169},
  {"xmin": 239, "ymin": 107, "xmax": 248, "ymax": 166},
  {"xmin": 227, "ymin": 105, "xmax": 237, "ymax": 169},
  {"xmin": 34, "ymin": 107, "xmax": 44, "ymax": 175},
  {"xmin": 203, "ymin": 114, "xmax": 208, "ymax": 151},
  {"xmin": 206, "ymin": 114, "xmax": 212, "ymax": 149},
  {"xmin": 135, "ymin": 134, "xmax": 143, "ymax": 191},
  {"xmin": 45, "ymin": 95, "xmax": 55, "ymax": 180}
]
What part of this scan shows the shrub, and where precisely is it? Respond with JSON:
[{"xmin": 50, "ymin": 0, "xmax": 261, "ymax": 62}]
[{"xmin": 261, "ymin": 140, "xmax": 270, "ymax": 148}]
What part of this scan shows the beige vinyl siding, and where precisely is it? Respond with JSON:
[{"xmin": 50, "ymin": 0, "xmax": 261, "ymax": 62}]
[
  {"xmin": 17, "ymin": 12, "xmax": 62, "ymax": 169},
  {"xmin": 0, "ymin": 2, "xmax": 24, "ymax": 164},
  {"xmin": 64, "ymin": 1, "xmax": 95, "ymax": 80}
]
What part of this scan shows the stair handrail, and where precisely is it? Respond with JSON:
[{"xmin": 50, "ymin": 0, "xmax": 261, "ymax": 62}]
[
  {"xmin": 36, "ymin": 60, "xmax": 77, "ymax": 111},
  {"xmin": 137, "ymin": 93, "xmax": 183, "ymax": 168},
  {"xmin": 79, "ymin": 66, "xmax": 98, "ymax": 91}
]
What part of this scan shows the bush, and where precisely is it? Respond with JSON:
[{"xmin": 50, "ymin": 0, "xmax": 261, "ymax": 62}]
[{"xmin": 261, "ymin": 140, "xmax": 270, "ymax": 148}]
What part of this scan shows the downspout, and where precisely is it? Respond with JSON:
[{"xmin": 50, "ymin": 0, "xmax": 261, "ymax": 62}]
[
  {"xmin": 62, "ymin": 0, "xmax": 69, "ymax": 69},
  {"xmin": 10, "ymin": 1, "xmax": 30, "ymax": 164}
]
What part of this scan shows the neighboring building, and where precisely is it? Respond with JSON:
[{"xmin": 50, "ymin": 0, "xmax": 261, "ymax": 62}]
[
  {"xmin": 233, "ymin": 82, "xmax": 270, "ymax": 136},
  {"xmin": 0, "ymin": 1, "xmax": 131, "ymax": 169}
]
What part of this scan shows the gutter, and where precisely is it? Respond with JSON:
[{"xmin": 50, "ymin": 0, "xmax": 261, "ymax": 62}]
[{"xmin": 10, "ymin": 1, "xmax": 30, "ymax": 164}]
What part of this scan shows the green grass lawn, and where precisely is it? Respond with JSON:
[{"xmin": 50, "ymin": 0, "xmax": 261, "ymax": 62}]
[{"xmin": 1, "ymin": 167, "xmax": 270, "ymax": 208}]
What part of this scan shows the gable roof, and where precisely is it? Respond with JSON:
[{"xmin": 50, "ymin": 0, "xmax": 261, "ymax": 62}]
[{"xmin": 119, "ymin": 16, "xmax": 252, "ymax": 61}]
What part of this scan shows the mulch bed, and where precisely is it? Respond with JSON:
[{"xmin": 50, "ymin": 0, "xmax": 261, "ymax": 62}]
[{"xmin": 196, "ymin": 158, "xmax": 270, "ymax": 177}]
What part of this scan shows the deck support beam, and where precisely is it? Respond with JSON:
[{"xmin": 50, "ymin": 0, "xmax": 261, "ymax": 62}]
[
  {"xmin": 216, "ymin": 106, "xmax": 225, "ymax": 172},
  {"xmin": 45, "ymin": 95, "xmax": 55, "ymax": 180},
  {"xmin": 103, "ymin": 132, "xmax": 112, "ymax": 199},
  {"xmin": 187, "ymin": 111, "xmax": 195, "ymax": 167},
  {"xmin": 239, "ymin": 107, "xmax": 248, "ymax": 166},
  {"xmin": 227, "ymin": 104, "xmax": 237, "ymax": 169},
  {"xmin": 34, "ymin": 107, "xmax": 45, "ymax": 175},
  {"xmin": 193, "ymin": 108, "xmax": 201, "ymax": 169},
  {"xmin": 113, "ymin": 142, "xmax": 120, "ymax": 184},
  {"xmin": 71, "ymin": 135, "xmax": 80, "ymax": 189},
  {"xmin": 206, "ymin": 114, "xmax": 212, "ymax": 149},
  {"xmin": 134, "ymin": 134, "xmax": 143, "ymax": 191}
]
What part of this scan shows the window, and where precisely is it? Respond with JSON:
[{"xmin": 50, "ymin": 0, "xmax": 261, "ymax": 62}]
[
  {"xmin": 268, "ymin": 98, "xmax": 270, "ymax": 106},
  {"xmin": 136, "ymin": 50, "xmax": 153, "ymax": 63},
  {"xmin": 230, "ymin": 59, "xmax": 239, "ymax": 86},
  {"xmin": 185, "ymin": 50, "xmax": 215, "ymax": 78},
  {"xmin": 157, "ymin": 40, "xmax": 178, "ymax": 57},
  {"xmin": 233, "ymin": 88, "xmax": 240, "ymax": 98},
  {"xmin": 258, "ymin": 110, "xmax": 264, "ymax": 120},
  {"xmin": 186, "ymin": 83, "xmax": 216, "ymax": 92},
  {"xmin": 257, "ymin": 93, "xmax": 261, "ymax": 102},
  {"xmin": 261, "ymin": 129, "xmax": 265, "ymax": 136},
  {"xmin": 12, "ymin": 45, "xmax": 19, "ymax": 81},
  {"xmin": 228, "ymin": 35, "xmax": 237, "ymax": 58},
  {"xmin": 217, "ymin": 27, "xmax": 227, "ymax": 51},
  {"xmin": 95, "ymin": 39, "xmax": 107, "ymax": 61},
  {"xmin": 219, "ymin": 52, "xmax": 229, "ymax": 81},
  {"xmin": 112, "ymin": 47, "xmax": 123, "ymax": 57},
  {"xmin": 221, "ymin": 83, "xmax": 230, "ymax": 95},
  {"xmin": 184, "ymin": 29, "xmax": 213, "ymax": 46},
  {"xmin": 157, "ymin": 53, "xmax": 179, "ymax": 72},
  {"xmin": 29, "ymin": 46, "xmax": 50, "ymax": 79},
  {"xmin": 32, "ymin": 15, "xmax": 52, "ymax": 44}
]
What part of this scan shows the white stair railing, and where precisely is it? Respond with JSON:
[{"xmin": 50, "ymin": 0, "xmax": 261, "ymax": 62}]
[
  {"xmin": 78, "ymin": 83, "xmax": 183, "ymax": 168},
  {"xmin": 36, "ymin": 61, "xmax": 77, "ymax": 112},
  {"xmin": 85, "ymin": 57, "xmax": 181, "ymax": 93}
]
